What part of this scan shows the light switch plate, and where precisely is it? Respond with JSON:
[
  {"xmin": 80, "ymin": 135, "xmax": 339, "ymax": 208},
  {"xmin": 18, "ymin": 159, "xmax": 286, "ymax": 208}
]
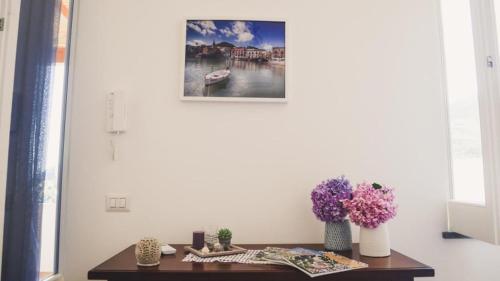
[{"xmin": 106, "ymin": 194, "xmax": 129, "ymax": 212}]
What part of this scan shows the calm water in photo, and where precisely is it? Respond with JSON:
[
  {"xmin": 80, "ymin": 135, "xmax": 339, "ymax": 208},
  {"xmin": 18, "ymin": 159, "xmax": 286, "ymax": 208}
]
[{"xmin": 184, "ymin": 59, "xmax": 285, "ymax": 98}]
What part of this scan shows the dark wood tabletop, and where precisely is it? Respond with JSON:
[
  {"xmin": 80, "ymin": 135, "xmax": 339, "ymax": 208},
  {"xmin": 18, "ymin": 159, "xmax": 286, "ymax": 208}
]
[{"xmin": 88, "ymin": 244, "xmax": 434, "ymax": 281}]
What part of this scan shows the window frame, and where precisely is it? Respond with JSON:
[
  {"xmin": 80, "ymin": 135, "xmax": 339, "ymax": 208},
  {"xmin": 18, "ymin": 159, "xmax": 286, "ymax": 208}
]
[
  {"xmin": 0, "ymin": 0, "xmax": 74, "ymax": 279},
  {"xmin": 56, "ymin": 0, "xmax": 79, "ymax": 279},
  {"xmin": 50, "ymin": 0, "xmax": 74, "ymax": 278},
  {"xmin": 440, "ymin": 0, "xmax": 500, "ymax": 244}
]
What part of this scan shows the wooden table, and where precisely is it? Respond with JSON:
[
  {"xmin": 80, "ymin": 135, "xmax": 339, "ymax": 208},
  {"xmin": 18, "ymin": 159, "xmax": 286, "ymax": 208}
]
[{"xmin": 88, "ymin": 244, "xmax": 434, "ymax": 281}]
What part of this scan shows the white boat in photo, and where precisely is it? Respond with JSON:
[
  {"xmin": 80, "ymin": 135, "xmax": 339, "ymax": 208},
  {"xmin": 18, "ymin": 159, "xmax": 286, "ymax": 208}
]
[
  {"xmin": 205, "ymin": 68, "xmax": 231, "ymax": 86},
  {"xmin": 269, "ymin": 59, "xmax": 285, "ymax": 66}
]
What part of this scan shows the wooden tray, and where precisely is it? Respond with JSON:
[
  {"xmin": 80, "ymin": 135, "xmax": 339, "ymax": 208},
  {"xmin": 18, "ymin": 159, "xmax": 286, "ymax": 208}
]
[{"xmin": 184, "ymin": 245, "xmax": 247, "ymax": 258}]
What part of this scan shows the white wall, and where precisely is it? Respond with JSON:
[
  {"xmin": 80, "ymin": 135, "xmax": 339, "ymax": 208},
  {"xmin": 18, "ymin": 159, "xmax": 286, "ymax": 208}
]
[{"xmin": 60, "ymin": 0, "xmax": 500, "ymax": 280}]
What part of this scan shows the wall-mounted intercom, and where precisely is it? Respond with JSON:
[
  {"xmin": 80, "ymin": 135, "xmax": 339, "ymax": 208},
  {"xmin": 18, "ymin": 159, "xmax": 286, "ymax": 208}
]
[
  {"xmin": 106, "ymin": 92, "xmax": 127, "ymax": 134},
  {"xmin": 106, "ymin": 92, "xmax": 127, "ymax": 161}
]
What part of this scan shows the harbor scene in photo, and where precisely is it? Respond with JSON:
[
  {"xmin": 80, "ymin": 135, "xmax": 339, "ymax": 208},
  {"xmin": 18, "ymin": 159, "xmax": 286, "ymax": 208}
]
[{"xmin": 183, "ymin": 20, "xmax": 286, "ymax": 99}]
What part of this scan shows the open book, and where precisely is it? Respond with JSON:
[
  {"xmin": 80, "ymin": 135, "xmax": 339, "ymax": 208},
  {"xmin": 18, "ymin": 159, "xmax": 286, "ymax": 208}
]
[{"xmin": 251, "ymin": 247, "xmax": 368, "ymax": 278}]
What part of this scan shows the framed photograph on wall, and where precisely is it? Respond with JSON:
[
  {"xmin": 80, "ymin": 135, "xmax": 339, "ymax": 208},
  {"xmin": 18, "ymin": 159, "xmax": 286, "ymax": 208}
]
[{"xmin": 180, "ymin": 19, "xmax": 287, "ymax": 102}]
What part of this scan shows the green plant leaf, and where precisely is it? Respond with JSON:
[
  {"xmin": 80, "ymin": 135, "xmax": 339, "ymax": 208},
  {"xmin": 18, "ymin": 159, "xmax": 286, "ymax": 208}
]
[{"xmin": 217, "ymin": 228, "xmax": 232, "ymax": 239}]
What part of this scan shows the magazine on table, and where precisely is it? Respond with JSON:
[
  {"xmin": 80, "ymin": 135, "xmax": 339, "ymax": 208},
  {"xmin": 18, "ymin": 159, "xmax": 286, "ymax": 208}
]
[{"xmin": 251, "ymin": 247, "xmax": 368, "ymax": 278}]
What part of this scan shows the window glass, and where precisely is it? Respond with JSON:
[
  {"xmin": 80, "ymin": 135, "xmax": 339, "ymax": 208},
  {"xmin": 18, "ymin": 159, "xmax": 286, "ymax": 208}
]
[
  {"xmin": 440, "ymin": 0, "xmax": 486, "ymax": 204},
  {"xmin": 39, "ymin": 0, "xmax": 71, "ymax": 279}
]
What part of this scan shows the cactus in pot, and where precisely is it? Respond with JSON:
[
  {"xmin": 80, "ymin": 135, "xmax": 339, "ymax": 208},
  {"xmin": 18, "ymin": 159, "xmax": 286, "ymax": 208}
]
[{"xmin": 217, "ymin": 228, "xmax": 232, "ymax": 250}]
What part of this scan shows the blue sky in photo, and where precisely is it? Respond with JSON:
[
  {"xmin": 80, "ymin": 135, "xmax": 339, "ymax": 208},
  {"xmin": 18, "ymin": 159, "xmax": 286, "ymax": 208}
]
[{"xmin": 186, "ymin": 20, "xmax": 285, "ymax": 49}]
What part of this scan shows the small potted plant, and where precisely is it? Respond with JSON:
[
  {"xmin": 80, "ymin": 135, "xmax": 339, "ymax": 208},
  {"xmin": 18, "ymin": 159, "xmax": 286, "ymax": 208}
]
[
  {"xmin": 217, "ymin": 228, "xmax": 232, "ymax": 250},
  {"xmin": 343, "ymin": 182, "xmax": 397, "ymax": 257},
  {"xmin": 311, "ymin": 176, "xmax": 353, "ymax": 251}
]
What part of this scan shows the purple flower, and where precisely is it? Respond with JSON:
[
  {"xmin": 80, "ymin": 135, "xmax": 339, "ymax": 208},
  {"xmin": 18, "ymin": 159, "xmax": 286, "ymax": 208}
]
[
  {"xmin": 311, "ymin": 176, "xmax": 352, "ymax": 223},
  {"xmin": 343, "ymin": 182, "xmax": 398, "ymax": 228}
]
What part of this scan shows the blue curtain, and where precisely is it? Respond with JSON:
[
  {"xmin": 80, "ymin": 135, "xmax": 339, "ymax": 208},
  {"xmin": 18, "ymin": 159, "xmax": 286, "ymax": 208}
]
[{"xmin": 2, "ymin": 0, "xmax": 62, "ymax": 281}]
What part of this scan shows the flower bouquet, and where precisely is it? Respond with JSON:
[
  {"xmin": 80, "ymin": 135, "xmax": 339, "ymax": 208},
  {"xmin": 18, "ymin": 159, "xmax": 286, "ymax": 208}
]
[
  {"xmin": 311, "ymin": 176, "xmax": 353, "ymax": 251},
  {"xmin": 343, "ymin": 182, "xmax": 397, "ymax": 257}
]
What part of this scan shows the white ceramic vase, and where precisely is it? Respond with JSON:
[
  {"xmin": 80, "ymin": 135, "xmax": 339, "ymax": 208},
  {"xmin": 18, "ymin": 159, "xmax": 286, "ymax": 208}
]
[{"xmin": 359, "ymin": 223, "xmax": 390, "ymax": 257}]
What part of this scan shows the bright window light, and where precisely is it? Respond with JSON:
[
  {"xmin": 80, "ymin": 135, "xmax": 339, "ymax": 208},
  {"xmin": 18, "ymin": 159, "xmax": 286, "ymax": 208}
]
[{"xmin": 440, "ymin": 0, "xmax": 486, "ymax": 205}]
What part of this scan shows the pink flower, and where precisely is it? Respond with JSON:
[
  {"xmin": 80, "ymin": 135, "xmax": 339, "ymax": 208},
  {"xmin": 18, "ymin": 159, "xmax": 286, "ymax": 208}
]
[{"xmin": 343, "ymin": 182, "xmax": 397, "ymax": 228}]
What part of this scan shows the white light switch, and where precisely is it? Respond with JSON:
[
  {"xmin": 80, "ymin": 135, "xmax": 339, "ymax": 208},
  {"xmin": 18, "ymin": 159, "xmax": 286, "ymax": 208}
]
[
  {"xmin": 118, "ymin": 198, "xmax": 126, "ymax": 208},
  {"xmin": 106, "ymin": 194, "xmax": 129, "ymax": 212}
]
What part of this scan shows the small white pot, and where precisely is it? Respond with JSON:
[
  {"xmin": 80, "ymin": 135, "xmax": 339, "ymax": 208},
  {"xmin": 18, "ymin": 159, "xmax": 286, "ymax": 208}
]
[{"xmin": 359, "ymin": 223, "xmax": 390, "ymax": 257}]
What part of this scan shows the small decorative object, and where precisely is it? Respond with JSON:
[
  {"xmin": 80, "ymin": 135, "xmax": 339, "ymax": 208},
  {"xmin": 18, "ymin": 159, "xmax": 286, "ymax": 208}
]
[
  {"xmin": 217, "ymin": 228, "xmax": 232, "ymax": 250},
  {"xmin": 311, "ymin": 176, "xmax": 353, "ymax": 251},
  {"xmin": 214, "ymin": 242, "xmax": 223, "ymax": 252},
  {"xmin": 205, "ymin": 233, "xmax": 217, "ymax": 251},
  {"xmin": 135, "ymin": 237, "xmax": 161, "ymax": 266},
  {"xmin": 192, "ymin": 231, "xmax": 205, "ymax": 250},
  {"xmin": 201, "ymin": 246, "xmax": 210, "ymax": 254},
  {"xmin": 343, "ymin": 182, "xmax": 397, "ymax": 257}
]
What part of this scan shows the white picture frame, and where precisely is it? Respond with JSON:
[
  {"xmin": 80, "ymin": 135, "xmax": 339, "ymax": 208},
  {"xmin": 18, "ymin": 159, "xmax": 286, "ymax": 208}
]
[{"xmin": 179, "ymin": 18, "xmax": 289, "ymax": 103}]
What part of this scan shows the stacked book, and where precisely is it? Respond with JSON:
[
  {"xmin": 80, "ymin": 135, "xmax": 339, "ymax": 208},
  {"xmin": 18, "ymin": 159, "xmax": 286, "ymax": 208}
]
[{"xmin": 250, "ymin": 247, "xmax": 368, "ymax": 278}]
